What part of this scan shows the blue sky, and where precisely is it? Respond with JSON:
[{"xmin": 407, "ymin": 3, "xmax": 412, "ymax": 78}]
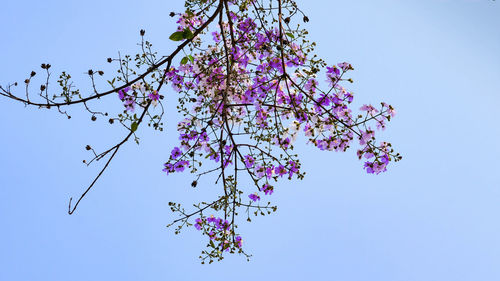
[{"xmin": 1, "ymin": 0, "xmax": 499, "ymax": 280}]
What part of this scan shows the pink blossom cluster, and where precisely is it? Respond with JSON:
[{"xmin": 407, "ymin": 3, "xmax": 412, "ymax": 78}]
[
  {"xmin": 117, "ymin": 82, "xmax": 160, "ymax": 113},
  {"xmin": 194, "ymin": 215, "xmax": 243, "ymax": 252},
  {"xmin": 153, "ymin": 0, "xmax": 401, "ymax": 261}
]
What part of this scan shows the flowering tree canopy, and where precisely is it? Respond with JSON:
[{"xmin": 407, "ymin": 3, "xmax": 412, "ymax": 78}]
[{"xmin": 1, "ymin": 0, "xmax": 401, "ymax": 263}]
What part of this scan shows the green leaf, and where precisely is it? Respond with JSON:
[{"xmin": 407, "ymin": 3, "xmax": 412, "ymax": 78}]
[
  {"xmin": 131, "ymin": 122, "xmax": 138, "ymax": 132},
  {"xmin": 169, "ymin": 31, "xmax": 184, "ymax": 41},
  {"xmin": 181, "ymin": 56, "xmax": 189, "ymax": 65},
  {"xmin": 107, "ymin": 77, "xmax": 116, "ymax": 87},
  {"xmin": 188, "ymin": 55, "xmax": 194, "ymax": 63},
  {"xmin": 285, "ymin": 32, "xmax": 294, "ymax": 38},
  {"xmin": 183, "ymin": 28, "xmax": 194, "ymax": 40}
]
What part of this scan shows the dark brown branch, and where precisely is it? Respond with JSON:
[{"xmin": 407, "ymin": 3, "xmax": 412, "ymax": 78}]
[
  {"xmin": 66, "ymin": 1, "xmax": 225, "ymax": 214},
  {"xmin": 1, "ymin": 0, "xmax": 224, "ymax": 108}
]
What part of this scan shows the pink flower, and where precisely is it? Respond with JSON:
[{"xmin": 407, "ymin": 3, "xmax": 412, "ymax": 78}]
[
  {"xmin": 359, "ymin": 129, "xmax": 375, "ymax": 146},
  {"xmin": 360, "ymin": 104, "xmax": 379, "ymax": 116}
]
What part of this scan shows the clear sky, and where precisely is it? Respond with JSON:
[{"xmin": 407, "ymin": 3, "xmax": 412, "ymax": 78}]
[{"xmin": 1, "ymin": 0, "xmax": 500, "ymax": 280}]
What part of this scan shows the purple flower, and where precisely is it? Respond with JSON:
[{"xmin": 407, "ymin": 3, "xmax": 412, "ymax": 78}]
[
  {"xmin": 255, "ymin": 165, "xmax": 265, "ymax": 178},
  {"xmin": 318, "ymin": 93, "xmax": 331, "ymax": 107},
  {"xmin": 211, "ymin": 31, "xmax": 221, "ymax": 42},
  {"xmin": 381, "ymin": 103, "xmax": 397, "ymax": 118},
  {"xmin": 372, "ymin": 161, "xmax": 387, "ymax": 174},
  {"xmin": 199, "ymin": 131, "xmax": 209, "ymax": 142},
  {"xmin": 207, "ymin": 215, "xmax": 216, "ymax": 224},
  {"xmin": 123, "ymin": 96, "xmax": 135, "ymax": 112},
  {"xmin": 326, "ymin": 66, "xmax": 341, "ymax": 87},
  {"xmin": 327, "ymin": 65, "xmax": 340, "ymax": 76},
  {"xmin": 194, "ymin": 218, "xmax": 203, "ymax": 230},
  {"xmin": 171, "ymin": 147, "xmax": 182, "ymax": 159},
  {"xmin": 235, "ymin": 236, "xmax": 243, "ymax": 248},
  {"xmin": 364, "ymin": 160, "xmax": 387, "ymax": 175},
  {"xmin": 174, "ymin": 160, "xmax": 189, "ymax": 172},
  {"xmin": 162, "ymin": 163, "xmax": 174, "ymax": 174},
  {"xmin": 359, "ymin": 129, "xmax": 375, "ymax": 146},
  {"xmin": 316, "ymin": 139, "xmax": 328, "ymax": 151},
  {"xmin": 331, "ymin": 95, "xmax": 342, "ymax": 105},
  {"xmin": 337, "ymin": 62, "xmax": 352, "ymax": 71},
  {"xmin": 288, "ymin": 161, "xmax": 299, "ymax": 178},
  {"xmin": 215, "ymin": 219, "xmax": 230, "ymax": 231},
  {"xmin": 304, "ymin": 78, "xmax": 318, "ymax": 92},
  {"xmin": 148, "ymin": 90, "xmax": 160, "ymax": 101},
  {"xmin": 237, "ymin": 18, "xmax": 256, "ymax": 33},
  {"xmin": 262, "ymin": 184, "xmax": 274, "ymax": 195},
  {"xmin": 279, "ymin": 137, "xmax": 291, "ymax": 149},
  {"xmin": 380, "ymin": 154, "xmax": 390, "ymax": 164},
  {"xmin": 345, "ymin": 92, "xmax": 354, "ymax": 103},
  {"xmin": 222, "ymin": 156, "xmax": 232, "ymax": 168},
  {"xmin": 210, "ymin": 152, "xmax": 220, "ymax": 163},
  {"xmin": 364, "ymin": 161, "xmax": 374, "ymax": 174},
  {"xmin": 118, "ymin": 86, "xmax": 130, "ymax": 101},
  {"xmin": 224, "ymin": 145, "xmax": 233, "ymax": 156},
  {"xmin": 249, "ymin": 193, "xmax": 261, "ymax": 202},
  {"xmin": 357, "ymin": 148, "xmax": 375, "ymax": 160},
  {"xmin": 275, "ymin": 165, "xmax": 287, "ymax": 177},
  {"xmin": 244, "ymin": 155, "xmax": 255, "ymax": 169},
  {"xmin": 265, "ymin": 167, "xmax": 274, "ymax": 179},
  {"xmin": 376, "ymin": 116, "xmax": 386, "ymax": 130},
  {"xmin": 213, "ymin": 218, "xmax": 222, "ymax": 229},
  {"xmin": 360, "ymin": 104, "xmax": 379, "ymax": 115}
]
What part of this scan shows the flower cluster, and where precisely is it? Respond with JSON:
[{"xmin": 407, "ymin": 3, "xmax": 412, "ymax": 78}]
[
  {"xmin": 1, "ymin": 0, "xmax": 399, "ymax": 262},
  {"xmin": 117, "ymin": 82, "xmax": 161, "ymax": 113},
  {"xmin": 192, "ymin": 215, "xmax": 243, "ymax": 256},
  {"xmin": 117, "ymin": 87, "xmax": 134, "ymax": 112},
  {"xmin": 157, "ymin": 0, "xmax": 402, "ymax": 262}
]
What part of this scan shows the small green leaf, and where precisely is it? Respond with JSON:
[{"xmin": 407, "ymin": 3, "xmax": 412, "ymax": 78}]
[
  {"xmin": 107, "ymin": 77, "xmax": 116, "ymax": 87},
  {"xmin": 169, "ymin": 31, "xmax": 184, "ymax": 41},
  {"xmin": 181, "ymin": 56, "xmax": 189, "ymax": 65},
  {"xmin": 285, "ymin": 32, "xmax": 294, "ymax": 38},
  {"xmin": 188, "ymin": 55, "xmax": 194, "ymax": 63},
  {"xmin": 131, "ymin": 122, "xmax": 138, "ymax": 132}
]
